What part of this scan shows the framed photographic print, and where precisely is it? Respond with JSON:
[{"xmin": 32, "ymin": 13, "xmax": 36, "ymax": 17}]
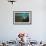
[{"xmin": 13, "ymin": 11, "xmax": 32, "ymax": 25}]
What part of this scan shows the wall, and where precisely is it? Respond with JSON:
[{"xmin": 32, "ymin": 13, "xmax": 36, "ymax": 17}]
[{"xmin": 0, "ymin": 0, "xmax": 46, "ymax": 41}]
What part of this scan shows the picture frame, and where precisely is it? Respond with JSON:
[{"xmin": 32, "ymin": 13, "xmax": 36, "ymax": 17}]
[{"xmin": 13, "ymin": 11, "xmax": 32, "ymax": 25}]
